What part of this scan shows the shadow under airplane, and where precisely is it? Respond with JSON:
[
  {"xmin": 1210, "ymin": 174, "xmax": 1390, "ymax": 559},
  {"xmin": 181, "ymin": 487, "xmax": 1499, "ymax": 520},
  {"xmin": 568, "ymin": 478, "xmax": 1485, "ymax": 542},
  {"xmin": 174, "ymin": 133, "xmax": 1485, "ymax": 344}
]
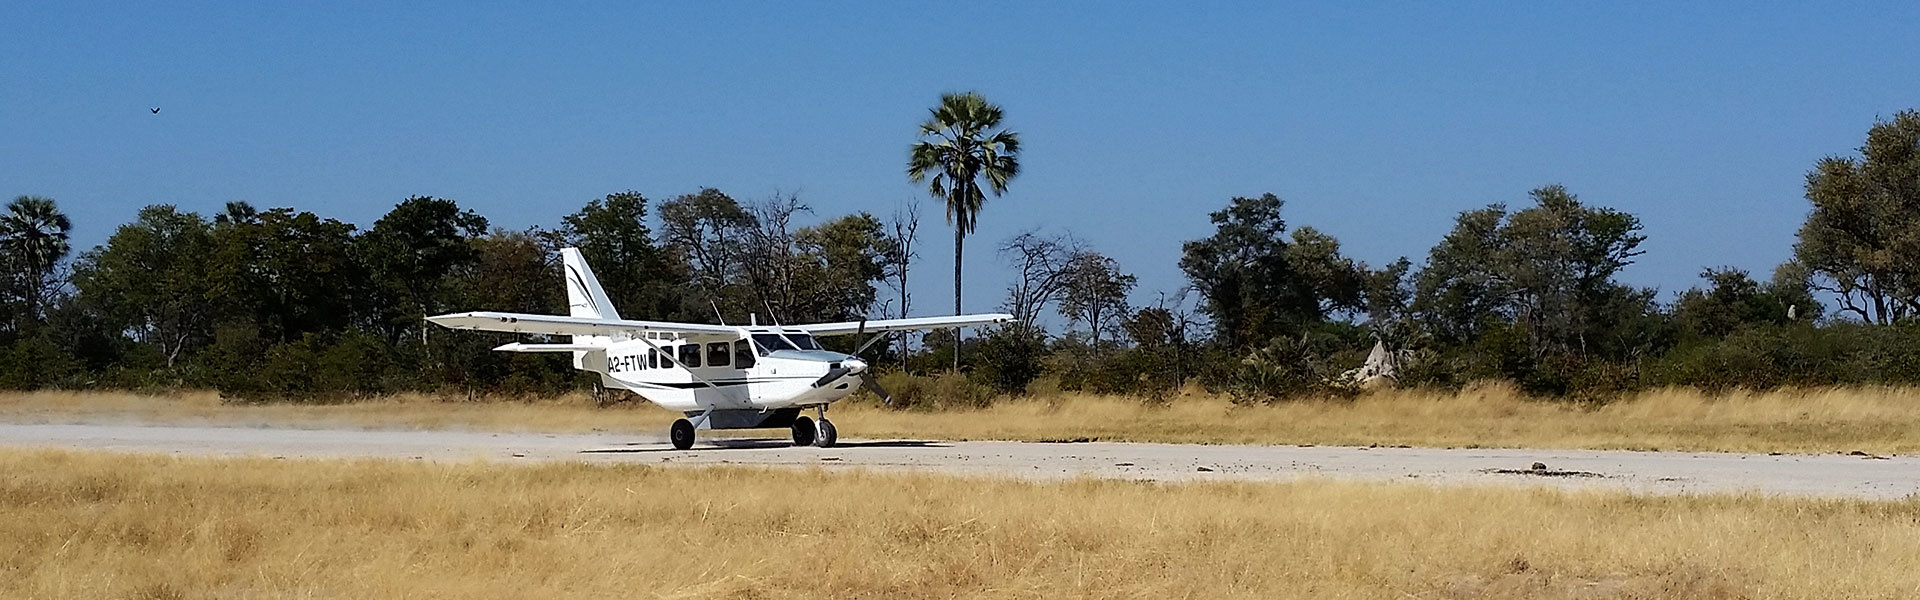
[{"xmin": 579, "ymin": 439, "xmax": 948, "ymax": 454}]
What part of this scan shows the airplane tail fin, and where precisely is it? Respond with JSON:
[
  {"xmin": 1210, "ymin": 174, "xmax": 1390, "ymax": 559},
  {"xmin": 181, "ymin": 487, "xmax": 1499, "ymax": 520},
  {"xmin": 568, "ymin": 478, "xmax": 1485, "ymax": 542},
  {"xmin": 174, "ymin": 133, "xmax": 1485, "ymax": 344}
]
[
  {"xmin": 561, "ymin": 248, "xmax": 621, "ymax": 321},
  {"xmin": 560, "ymin": 248, "xmax": 619, "ymax": 367}
]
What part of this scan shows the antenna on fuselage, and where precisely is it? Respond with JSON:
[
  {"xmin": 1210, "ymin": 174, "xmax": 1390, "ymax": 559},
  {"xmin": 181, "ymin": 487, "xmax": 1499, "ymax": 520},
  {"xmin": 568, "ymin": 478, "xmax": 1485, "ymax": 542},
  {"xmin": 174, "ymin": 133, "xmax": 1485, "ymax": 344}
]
[
  {"xmin": 762, "ymin": 300, "xmax": 785, "ymax": 328},
  {"xmin": 708, "ymin": 299, "xmax": 727, "ymax": 326}
]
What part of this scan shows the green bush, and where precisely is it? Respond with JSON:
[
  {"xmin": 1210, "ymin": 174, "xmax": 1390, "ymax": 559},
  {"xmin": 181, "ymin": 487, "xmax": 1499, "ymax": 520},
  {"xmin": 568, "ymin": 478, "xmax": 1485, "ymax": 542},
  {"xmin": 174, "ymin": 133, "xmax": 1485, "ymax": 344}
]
[
  {"xmin": 1646, "ymin": 323, "xmax": 1920, "ymax": 391},
  {"xmin": 1044, "ymin": 338, "xmax": 1175, "ymax": 398},
  {"xmin": 967, "ymin": 326, "xmax": 1048, "ymax": 395},
  {"xmin": 868, "ymin": 370, "xmax": 996, "ymax": 410},
  {"xmin": 0, "ymin": 337, "xmax": 82, "ymax": 389},
  {"xmin": 1213, "ymin": 334, "xmax": 1361, "ymax": 405}
]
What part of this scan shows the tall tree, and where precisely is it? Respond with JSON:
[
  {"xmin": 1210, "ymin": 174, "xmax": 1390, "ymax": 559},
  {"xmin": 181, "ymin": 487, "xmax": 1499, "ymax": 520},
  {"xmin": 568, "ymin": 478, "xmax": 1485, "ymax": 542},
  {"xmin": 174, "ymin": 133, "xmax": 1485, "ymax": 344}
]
[
  {"xmin": 1283, "ymin": 227, "xmax": 1368, "ymax": 319},
  {"xmin": 1794, "ymin": 110, "xmax": 1920, "ymax": 324},
  {"xmin": 999, "ymin": 231, "xmax": 1075, "ymax": 334},
  {"xmin": 742, "ymin": 195, "xmax": 809, "ymax": 322},
  {"xmin": 457, "ymin": 231, "xmax": 561, "ymax": 315},
  {"xmin": 1412, "ymin": 185, "xmax": 1649, "ymax": 358},
  {"xmin": 1, "ymin": 196, "xmax": 73, "ymax": 331},
  {"xmin": 1361, "ymin": 257, "xmax": 1415, "ymax": 342},
  {"xmin": 1058, "ymin": 250, "xmax": 1136, "ymax": 346},
  {"xmin": 71, "ymin": 205, "xmax": 211, "ymax": 366},
  {"xmin": 887, "ymin": 202, "xmax": 922, "ymax": 367},
  {"xmin": 1121, "ymin": 290, "xmax": 1201, "ymax": 392},
  {"xmin": 439, "ymin": 230, "xmax": 573, "ymax": 393},
  {"xmin": 790, "ymin": 212, "xmax": 901, "ymax": 324},
  {"xmin": 359, "ymin": 196, "xmax": 488, "ymax": 346},
  {"xmin": 1178, "ymin": 194, "xmax": 1326, "ymax": 350},
  {"xmin": 555, "ymin": 191, "xmax": 683, "ymax": 319},
  {"xmin": 908, "ymin": 91, "xmax": 1021, "ymax": 369},
  {"xmin": 659, "ymin": 188, "xmax": 755, "ymax": 320},
  {"xmin": 205, "ymin": 207, "xmax": 364, "ymax": 344}
]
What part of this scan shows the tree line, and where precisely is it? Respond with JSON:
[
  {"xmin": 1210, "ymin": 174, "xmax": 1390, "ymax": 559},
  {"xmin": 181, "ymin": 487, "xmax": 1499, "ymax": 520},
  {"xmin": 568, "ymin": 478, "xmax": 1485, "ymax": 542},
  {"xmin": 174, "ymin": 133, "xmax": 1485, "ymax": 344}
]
[
  {"xmin": 4, "ymin": 101, "xmax": 1920, "ymax": 403},
  {"xmin": 0, "ymin": 189, "xmax": 905, "ymax": 399}
]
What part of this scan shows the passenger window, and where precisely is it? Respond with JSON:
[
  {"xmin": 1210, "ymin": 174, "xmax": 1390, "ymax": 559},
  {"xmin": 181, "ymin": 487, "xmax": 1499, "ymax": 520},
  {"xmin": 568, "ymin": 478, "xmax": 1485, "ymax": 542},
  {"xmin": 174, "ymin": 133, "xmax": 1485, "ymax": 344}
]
[
  {"xmin": 677, "ymin": 344, "xmax": 701, "ymax": 368},
  {"xmin": 706, "ymin": 342, "xmax": 730, "ymax": 367},
  {"xmin": 734, "ymin": 341, "xmax": 755, "ymax": 369},
  {"xmin": 647, "ymin": 348, "xmax": 659, "ymax": 369}
]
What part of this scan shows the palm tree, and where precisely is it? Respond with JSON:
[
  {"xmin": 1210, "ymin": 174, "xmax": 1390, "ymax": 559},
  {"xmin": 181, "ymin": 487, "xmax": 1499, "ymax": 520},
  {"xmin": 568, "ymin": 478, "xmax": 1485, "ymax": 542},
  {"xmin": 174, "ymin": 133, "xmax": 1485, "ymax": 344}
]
[
  {"xmin": 1, "ymin": 195, "xmax": 73, "ymax": 325},
  {"xmin": 907, "ymin": 92, "xmax": 1021, "ymax": 370}
]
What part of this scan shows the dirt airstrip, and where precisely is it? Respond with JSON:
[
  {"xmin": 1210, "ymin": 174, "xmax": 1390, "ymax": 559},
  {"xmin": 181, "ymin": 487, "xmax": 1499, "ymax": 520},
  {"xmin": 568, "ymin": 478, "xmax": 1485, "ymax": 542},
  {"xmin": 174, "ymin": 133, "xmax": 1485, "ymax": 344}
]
[{"xmin": 3, "ymin": 422, "xmax": 1916, "ymax": 499}]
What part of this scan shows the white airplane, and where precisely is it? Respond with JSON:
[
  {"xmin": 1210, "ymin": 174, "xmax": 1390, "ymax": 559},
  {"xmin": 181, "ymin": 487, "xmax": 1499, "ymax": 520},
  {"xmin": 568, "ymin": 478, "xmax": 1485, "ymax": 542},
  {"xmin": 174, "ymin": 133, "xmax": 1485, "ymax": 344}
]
[{"xmin": 427, "ymin": 248, "xmax": 1013, "ymax": 449}]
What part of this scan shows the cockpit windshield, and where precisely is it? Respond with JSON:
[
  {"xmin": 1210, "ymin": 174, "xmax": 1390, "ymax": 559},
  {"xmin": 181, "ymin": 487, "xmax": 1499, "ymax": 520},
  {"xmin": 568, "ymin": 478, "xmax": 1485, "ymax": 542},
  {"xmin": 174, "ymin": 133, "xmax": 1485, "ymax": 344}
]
[
  {"xmin": 751, "ymin": 332, "xmax": 821, "ymax": 354},
  {"xmin": 751, "ymin": 334, "xmax": 794, "ymax": 353}
]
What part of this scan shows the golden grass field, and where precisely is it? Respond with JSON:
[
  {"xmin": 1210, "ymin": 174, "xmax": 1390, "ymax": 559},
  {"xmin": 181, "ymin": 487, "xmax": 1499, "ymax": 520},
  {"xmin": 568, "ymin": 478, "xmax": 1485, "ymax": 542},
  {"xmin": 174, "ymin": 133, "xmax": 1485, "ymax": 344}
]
[
  {"xmin": 7, "ymin": 385, "xmax": 1920, "ymax": 453},
  {"xmin": 2, "ymin": 449, "xmax": 1915, "ymax": 599}
]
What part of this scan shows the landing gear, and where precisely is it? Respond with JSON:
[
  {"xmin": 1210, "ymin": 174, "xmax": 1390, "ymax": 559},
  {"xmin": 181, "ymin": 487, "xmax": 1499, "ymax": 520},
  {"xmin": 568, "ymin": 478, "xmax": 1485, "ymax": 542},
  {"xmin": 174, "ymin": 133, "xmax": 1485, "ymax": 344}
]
[
  {"xmin": 813, "ymin": 406, "xmax": 837, "ymax": 448},
  {"xmin": 815, "ymin": 418, "xmax": 837, "ymax": 448},
  {"xmin": 665, "ymin": 407, "xmax": 839, "ymax": 450},
  {"xmin": 669, "ymin": 418, "xmax": 695, "ymax": 450},
  {"xmin": 791, "ymin": 416, "xmax": 816, "ymax": 447}
]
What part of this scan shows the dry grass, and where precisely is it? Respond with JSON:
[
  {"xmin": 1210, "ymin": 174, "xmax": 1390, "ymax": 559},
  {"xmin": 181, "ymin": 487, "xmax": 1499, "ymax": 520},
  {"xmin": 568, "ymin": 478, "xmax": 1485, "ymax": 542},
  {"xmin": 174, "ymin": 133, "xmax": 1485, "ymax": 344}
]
[
  {"xmin": 1, "ymin": 449, "xmax": 1915, "ymax": 599},
  {"xmin": 0, "ymin": 389, "xmax": 677, "ymax": 432},
  {"xmin": 844, "ymin": 384, "xmax": 1920, "ymax": 454},
  {"xmin": 7, "ymin": 385, "xmax": 1920, "ymax": 453}
]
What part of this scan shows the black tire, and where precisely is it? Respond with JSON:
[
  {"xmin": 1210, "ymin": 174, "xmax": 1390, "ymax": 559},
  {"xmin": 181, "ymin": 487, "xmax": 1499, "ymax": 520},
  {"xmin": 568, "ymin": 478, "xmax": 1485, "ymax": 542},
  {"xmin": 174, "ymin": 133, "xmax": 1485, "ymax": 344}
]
[
  {"xmin": 669, "ymin": 419, "xmax": 695, "ymax": 450},
  {"xmin": 815, "ymin": 418, "xmax": 838, "ymax": 448},
  {"xmin": 791, "ymin": 416, "xmax": 816, "ymax": 447}
]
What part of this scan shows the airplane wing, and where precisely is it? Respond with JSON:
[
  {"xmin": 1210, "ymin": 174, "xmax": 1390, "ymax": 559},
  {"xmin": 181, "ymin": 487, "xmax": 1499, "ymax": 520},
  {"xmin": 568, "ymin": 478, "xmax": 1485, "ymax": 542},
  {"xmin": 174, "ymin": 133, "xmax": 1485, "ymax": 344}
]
[
  {"xmin": 492, "ymin": 343, "xmax": 606, "ymax": 353},
  {"xmin": 427, "ymin": 311, "xmax": 738, "ymax": 337},
  {"xmin": 795, "ymin": 313, "xmax": 1016, "ymax": 337}
]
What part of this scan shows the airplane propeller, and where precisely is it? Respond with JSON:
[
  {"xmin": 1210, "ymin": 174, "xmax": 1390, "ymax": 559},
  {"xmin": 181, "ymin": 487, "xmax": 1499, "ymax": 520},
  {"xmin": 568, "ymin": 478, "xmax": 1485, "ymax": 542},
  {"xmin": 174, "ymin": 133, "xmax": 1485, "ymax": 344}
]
[
  {"xmin": 851, "ymin": 318, "xmax": 896, "ymax": 406},
  {"xmin": 860, "ymin": 375, "xmax": 894, "ymax": 407}
]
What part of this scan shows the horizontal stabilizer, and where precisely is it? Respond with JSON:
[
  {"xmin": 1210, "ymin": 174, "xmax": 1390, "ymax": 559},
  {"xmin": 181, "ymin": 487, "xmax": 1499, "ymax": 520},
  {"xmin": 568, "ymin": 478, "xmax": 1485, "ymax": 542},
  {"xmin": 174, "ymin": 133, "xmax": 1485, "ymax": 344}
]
[{"xmin": 493, "ymin": 343, "xmax": 608, "ymax": 353}]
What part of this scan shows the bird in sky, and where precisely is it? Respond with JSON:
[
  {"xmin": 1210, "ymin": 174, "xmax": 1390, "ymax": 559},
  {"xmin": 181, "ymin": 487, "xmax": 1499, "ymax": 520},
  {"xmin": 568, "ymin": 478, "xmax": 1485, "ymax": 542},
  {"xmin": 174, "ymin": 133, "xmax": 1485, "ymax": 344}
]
[{"xmin": 150, "ymin": 107, "xmax": 159, "ymax": 114}]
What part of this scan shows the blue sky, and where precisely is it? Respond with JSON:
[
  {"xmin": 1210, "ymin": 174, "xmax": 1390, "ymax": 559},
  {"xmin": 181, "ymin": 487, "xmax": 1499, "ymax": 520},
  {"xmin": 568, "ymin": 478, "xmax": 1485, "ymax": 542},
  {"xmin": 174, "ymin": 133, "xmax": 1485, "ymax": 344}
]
[{"xmin": 6, "ymin": 2, "xmax": 1919, "ymax": 318}]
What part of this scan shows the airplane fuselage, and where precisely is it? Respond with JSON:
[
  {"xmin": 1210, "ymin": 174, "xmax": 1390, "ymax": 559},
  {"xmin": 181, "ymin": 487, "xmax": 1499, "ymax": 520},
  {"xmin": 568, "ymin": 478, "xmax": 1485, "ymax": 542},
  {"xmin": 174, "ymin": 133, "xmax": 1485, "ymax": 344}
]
[{"xmin": 581, "ymin": 328, "xmax": 869, "ymax": 412}]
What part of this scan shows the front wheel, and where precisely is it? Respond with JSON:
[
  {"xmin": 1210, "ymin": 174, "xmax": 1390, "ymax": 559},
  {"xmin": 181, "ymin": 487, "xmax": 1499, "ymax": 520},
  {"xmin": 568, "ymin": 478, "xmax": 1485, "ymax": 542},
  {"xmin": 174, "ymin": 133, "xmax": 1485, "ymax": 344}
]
[
  {"xmin": 815, "ymin": 418, "xmax": 838, "ymax": 448},
  {"xmin": 669, "ymin": 418, "xmax": 695, "ymax": 450},
  {"xmin": 790, "ymin": 416, "xmax": 816, "ymax": 447}
]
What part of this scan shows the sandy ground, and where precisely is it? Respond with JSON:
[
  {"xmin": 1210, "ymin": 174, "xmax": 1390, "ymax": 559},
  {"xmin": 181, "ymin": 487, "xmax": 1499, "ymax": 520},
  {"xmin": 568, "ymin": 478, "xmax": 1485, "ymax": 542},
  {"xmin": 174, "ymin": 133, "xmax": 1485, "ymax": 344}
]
[{"xmin": 3, "ymin": 422, "xmax": 1917, "ymax": 499}]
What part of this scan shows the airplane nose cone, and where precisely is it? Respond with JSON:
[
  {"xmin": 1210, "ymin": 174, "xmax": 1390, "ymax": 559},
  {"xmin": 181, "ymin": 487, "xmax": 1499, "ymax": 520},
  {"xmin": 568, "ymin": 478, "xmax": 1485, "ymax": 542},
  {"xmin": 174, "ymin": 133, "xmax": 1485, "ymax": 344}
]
[{"xmin": 843, "ymin": 357, "xmax": 868, "ymax": 373}]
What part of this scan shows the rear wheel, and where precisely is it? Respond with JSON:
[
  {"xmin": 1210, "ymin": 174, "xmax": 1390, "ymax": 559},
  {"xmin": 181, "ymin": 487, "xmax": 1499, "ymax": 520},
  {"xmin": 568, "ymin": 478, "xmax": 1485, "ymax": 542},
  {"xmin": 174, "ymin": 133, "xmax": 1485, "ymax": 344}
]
[
  {"xmin": 791, "ymin": 416, "xmax": 816, "ymax": 447},
  {"xmin": 815, "ymin": 419, "xmax": 838, "ymax": 448},
  {"xmin": 669, "ymin": 419, "xmax": 695, "ymax": 450}
]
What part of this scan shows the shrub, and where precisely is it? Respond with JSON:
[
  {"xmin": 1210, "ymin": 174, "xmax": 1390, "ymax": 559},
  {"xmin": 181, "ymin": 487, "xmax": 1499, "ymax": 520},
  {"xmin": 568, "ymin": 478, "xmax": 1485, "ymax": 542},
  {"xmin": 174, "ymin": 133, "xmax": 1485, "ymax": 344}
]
[
  {"xmin": 0, "ymin": 337, "xmax": 82, "ymax": 389},
  {"xmin": 1646, "ymin": 322, "xmax": 1920, "ymax": 392},
  {"xmin": 967, "ymin": 326, "xmax": 1048, "ymax": 395},
  {"xmin": 1214, "ymin": 334, "xmax": 1360, "ymax": 405},
  {"xmin": 868, "ymin": 370, "xmax": 997, "ymax": 410}
]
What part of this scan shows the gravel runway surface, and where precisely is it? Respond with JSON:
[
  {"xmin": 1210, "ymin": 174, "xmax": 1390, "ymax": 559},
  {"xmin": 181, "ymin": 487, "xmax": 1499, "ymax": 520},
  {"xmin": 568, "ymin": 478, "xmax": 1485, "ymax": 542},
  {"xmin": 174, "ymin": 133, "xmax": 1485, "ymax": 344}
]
[{"xmin": 3, "ymin": 423, "xmax": 1917, "ymax": 499}]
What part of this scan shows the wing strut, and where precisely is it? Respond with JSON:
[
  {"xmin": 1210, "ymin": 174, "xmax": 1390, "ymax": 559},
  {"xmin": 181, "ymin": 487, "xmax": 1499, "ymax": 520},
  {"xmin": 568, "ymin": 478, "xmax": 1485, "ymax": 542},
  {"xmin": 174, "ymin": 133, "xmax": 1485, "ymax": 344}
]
[
  {"xmin": 627, "ymin": 336, "xmax": 728, "ymax": 430},
  {"xmin": 633, "ymin": 337, "xmax": 725, "ymax": 393}
]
